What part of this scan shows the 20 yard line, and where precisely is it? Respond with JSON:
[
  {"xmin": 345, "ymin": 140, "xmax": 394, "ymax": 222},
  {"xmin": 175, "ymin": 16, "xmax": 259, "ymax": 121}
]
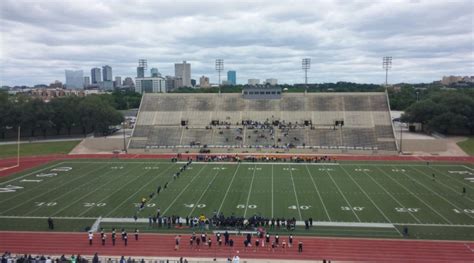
[
  {"xmin": 288, "ymin": 164, "xmax": 302, "ymax": 221},
  {"xmin": 217, "ymin": 164, "xmax": 241, "ymax": 215},
  {"xmin": 243, "ymin": 165, "xmax": 257, "ymax": 218},
  {"xmin": 305, "ymin": 165, "xmax": 331, "ymax": 221},
  {"xmin": 375, "ymin": 166, "xmax": 453, "ymax": 224}
]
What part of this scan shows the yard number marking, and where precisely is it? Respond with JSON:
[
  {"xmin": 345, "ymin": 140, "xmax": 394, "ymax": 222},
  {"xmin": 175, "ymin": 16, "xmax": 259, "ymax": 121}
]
[
  {"xmin": 111, "ymin": 166, "xmax": 124, "ymax": 169},
  {"xmin": 395, "ymin": 207, "xmax": 419, "ymax": 213},
  {"xmin": 392, "ymin": 169, "xmax": 406, "ymax": 172},
  {"xmin": 355, "ymin": 168, "xmax": 371, "ymax": 172},
  {"xmin": 36, "ymin": 173, "xmax": 58, "ymax": 178},
  {"xmin": 83, "ymin": 202, "xmax": 106, "ymax": 207},
  {"xmin": 144, "ymin": 167, "xmax": 160, "ymax": 170},
  {"xmin": 35, "ymin": 202, "xmax": 57, "ymax": 207},
  {"xmin": 51, "ymin": 167, "xmax": 72, "ymax": 172},
  {"xmin": 248, "ymin": 167, "xmax": 262, "ymax": 170},
  {"xmin": 184, "ymin": 203, "xmax": 206, "ymax": 208},
  {"xmin": 134, "ymin": 203, "xmax": 156, "ymax": 208},
  {"xmin": 283, "ymin": 168, "xmax": 297, "ymax": 171},
  {"xmin": 0, "ymin": 185, "xmax": 24, "ymax": 193},
  {"xmin": 318, "ymin": 168, "xmax": 333, "ymax": 171},
  {"xmin": 288, "ymin": 205, "xmax": 311, "ymax": 210},
  {"xmin": 453, "ymin": 209, "xmax": 474, "ymax": 214},
  {"xmin": 237, "ymin": 204, "xmax": 257, "ymax": 209},
  {"xmin": 341, "ymin": 206, "xmax": 364, "ymax": 211},
  {"xmin": 213, "ymin": 167, "xmax": 226, "ymax": 170}
]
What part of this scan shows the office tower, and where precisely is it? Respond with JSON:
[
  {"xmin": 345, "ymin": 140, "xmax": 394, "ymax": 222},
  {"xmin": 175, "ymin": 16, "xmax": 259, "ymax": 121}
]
[
  {"xmin": 91, "ymin": 68, "xmax": 101, "ymax": 84},
  {"xmin": 65, "ymin": 70, "xmax": 84, "ymax": 89},
  {"xmin": 227, "ymin": 70, "xmax": 236, "ymax": 85},
  {"xmin": 102, "ymin": 65, "xmax": 112, "ymax": 81},
  {"xmin": 174, "ymin": 61, "xmax": 191, "ymax": 87}
]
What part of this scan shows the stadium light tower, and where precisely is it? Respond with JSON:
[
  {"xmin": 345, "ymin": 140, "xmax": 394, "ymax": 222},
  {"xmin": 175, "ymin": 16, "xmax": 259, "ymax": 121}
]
[
  {"xmin": 382, "ymin": 56, "xmax": 392, "ymax": 87},
  {"xmin": 215, "ymin": 59, "xmax": 224, "ymax": 93},
  {"xmin": 302, "ymin": 58, "xmax": 311, "ymax": 92}
]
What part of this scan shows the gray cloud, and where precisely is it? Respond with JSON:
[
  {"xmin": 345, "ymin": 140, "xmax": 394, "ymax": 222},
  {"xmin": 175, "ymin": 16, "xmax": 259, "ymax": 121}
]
[{"xmin": 0, "ymin": 0, "xmax": 473, "ymax": 86}]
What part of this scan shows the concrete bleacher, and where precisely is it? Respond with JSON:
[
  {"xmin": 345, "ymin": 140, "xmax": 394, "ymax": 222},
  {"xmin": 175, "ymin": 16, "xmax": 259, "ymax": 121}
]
[{"xmin": 129, "ymin": 92, "xmax": 398, "ymax": 153}]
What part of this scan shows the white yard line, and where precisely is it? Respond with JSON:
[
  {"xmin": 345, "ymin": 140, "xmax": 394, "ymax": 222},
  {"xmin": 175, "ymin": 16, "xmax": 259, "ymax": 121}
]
[
  {"xmin": 49, "ymin": 165, "xmax": 137, "ymax": 216},
  {"xmin": 243, "ymin": 165, "xmax": 257, "ymax": 218},
  {"xmin": 271, "ymin": 164, "xmax": 274, "ymax": 218},
  {"xmin": 217, "ymin": 164, "xmax": 241, "ymax": 215},
  {"xmin": 90, "ymin": 217, "xmax": 102, "ymax": 232},
  {"xmin": 101, "ymin": 164, "xmax": 176, "ymax": 218},
  {"xmin": 412, "ymin": 166, "xmax": 474, "ymax": 202},
  {"xmin": 0, "ymin": 163, "xmax": 108, "ymax": 215},
  {"xmin": 375, "ymin": 166, "xmax": 453, "ymax": 224},
  {"xmin": 401, "ymin": 167, "xmax": 474, "ymax": 220},
  {"xmin": 162, "ymin": 164, "xmax": 207, "ymax": 216},
  {"xmin": 428, "ymin": 165, "xmax": 474, "ymax": 190},
  {"xmin": 288, "ymin": 164, "xmax": 302, "ymax": 221},
  {"xmin": 0, "ymin": 161, "xmax": 65, "ymax": 186},
  {"xmin": 187, "ymin": 170, "xmax": 220, "ymax": 217},
  {"xmin": 340, "ymin": 165, "xmax": 403, "ymax": 237},
  {"xmin": 304, "ymin": 165, "xmax": 331, "ymax": 221},
  {"xmin": 462, "ymin": 165, "xmax": 474, "ymax": 172},
  {"xmin": 363, "ymin": 169, "xmax": 422, "ymax": 224},
  {"xmin": 325, "ymin": 166, "xmax": 361, "ymax": 222}
]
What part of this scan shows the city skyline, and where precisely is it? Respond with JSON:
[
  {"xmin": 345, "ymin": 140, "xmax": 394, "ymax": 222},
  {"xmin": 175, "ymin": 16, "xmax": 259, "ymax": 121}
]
[{"xmin": 0, "ymin": 0, "xmax": 473, "ymax": 86}]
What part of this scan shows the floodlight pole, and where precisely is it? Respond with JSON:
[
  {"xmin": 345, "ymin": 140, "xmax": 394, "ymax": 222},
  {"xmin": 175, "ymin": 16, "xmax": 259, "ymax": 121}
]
[
  {"xmin": 399, "ymin": 122, "xmax": 403, "ymax": 154},
  {"xmin": 383, "ymin": 56, "xmax": 392, "ymax": 88},
  {"xmin": 215, "ymin": 59, "xmax": 224, "ymax": 94},
  {"xmin": 122, "ymin": 122, "xmax": 127, "ymax": 154},
  {"xmin": 302, "ymin": 58, "xmax": 311, "ymax": 93}
]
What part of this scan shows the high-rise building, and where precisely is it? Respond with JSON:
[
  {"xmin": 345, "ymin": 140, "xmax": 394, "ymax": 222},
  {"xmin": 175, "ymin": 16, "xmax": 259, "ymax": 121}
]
[
  {"xmin": 199, "ymin": 76, "xmax": 210, "ymax": 88},
  {"xmin": 84, "ymin": 76, "xmax": 90, "ymax": 87},
  {"xmin": 91, "ymin": 68, "xmax": 101, "ymax": 84},
  {"xmin": 114, "ymin": 76, "xmax": 122, "ymax": 88},
  {"xmin": 174, "ymin": 61, "xmax": 191, "ymax": 87},
  {"xmin": 123, "ymin": 77, "xmax": 135, "ymax": 88},
  {"xmin": 65, "ymin": 70, "xmax": 84, "ymax": 89},
  {"xmin": 265, "ymin": 78, "xmax": 278, "ymax": 85},
  {"xmin": 248, "ymin": 79, "xmax": 260, "ymax": 85},
  {"xmin": 135, "ymin": 76, "xmax": 166, "ymax": 94},
  {"xmin": 227, "ymin": 70, "xmax": 236, "ymax": 85},
  {"xmin": 191, "ymin": 79, "xmax": 196, "ymax": 87},
  {"xmin": 150, "ymin": 68, "xmax": 161, "ymax": 77},
  {"xmin": 102, "ymin": 65, "xmax": 112, "ymax": 81}
]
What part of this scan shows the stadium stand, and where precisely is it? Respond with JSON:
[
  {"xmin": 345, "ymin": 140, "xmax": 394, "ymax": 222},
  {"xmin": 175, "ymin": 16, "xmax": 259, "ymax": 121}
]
[{"xmin": 129, "ymin": 92, "xmax": 398, "ymax": 153}]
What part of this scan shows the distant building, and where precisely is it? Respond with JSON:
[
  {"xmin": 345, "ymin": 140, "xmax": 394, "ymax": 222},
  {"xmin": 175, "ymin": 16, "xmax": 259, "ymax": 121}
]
[
  {"xmin": 150, "ymin": 68, "xmax": 161, "ymax": 77},
  {"xmin": 137, "ymin": 67, "xmax": 145, "ymax": 78},
  {"xmin": 102, "ymin": 65, "xmax": 112, "ymax": 81},
  {"xmin": 65, "ymin": 70, "xmax": 84, "ymax": 89},
  {"xmin": 248, "ymin": 79, "xmax": 260, "ymax": 85},
  {"xmin": 91, "ymin": 68, "xmax": 101, "ymax": 84},
  {"xmin": 135, "ymin": 76, "xmax": 166, "ymax": 94},
  {"xmin": 114, "ymin": 76, "xmax": 122, "ymax": 88},
  {"xmin": 265, "ymin": 78, "xmax": 278, "ymax": 86},
  {"xmin": 191, "ymin": 79, "xmax": 196, "ymax": 87},
  {"xmin": 227, "ymin": 70, "xmax": 236, "ymax": 85},
  {"xmin": 174, "ymin": 61, "xmax": 191, "ymax": 87},
  {"xmin": 199, "ymin": 76, "xmax": 210, "ymax": 88},
  {"xmin": 99, "ymin": 81, "xmax": 114, "ymax": 91},
  {"xmin": 49, "ymin": 80, "xmax": 63, "ymax": 89},
  {"xmin": 222, "ymin": 80, "xmax": 231, "ymax": 85},
  {"xmin": 165, "ymin": 76, "xmax": 176, "ymax": 92},
  {"xmin": 123, "ymin": 77, "xmax": 135, "ymax": 87},
  {"xmin": 84, "ymin": 76, "xmax": 91, "ymax": 87}
]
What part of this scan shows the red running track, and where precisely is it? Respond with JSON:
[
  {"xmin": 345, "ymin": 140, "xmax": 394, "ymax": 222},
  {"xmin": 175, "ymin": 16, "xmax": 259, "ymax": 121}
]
[
  {"xmin": 1, "ymin": 153, "xmax": 473, "ymax": 177},
  {"xmin": 0, "ymin": 232, "xmax": 473, "ymax": 262}
]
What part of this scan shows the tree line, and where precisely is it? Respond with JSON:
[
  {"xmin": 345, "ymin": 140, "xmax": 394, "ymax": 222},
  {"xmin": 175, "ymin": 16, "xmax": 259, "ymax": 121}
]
[{"xmin": 0, "ymin": 91, "xmax": 123, "ymax": 139}]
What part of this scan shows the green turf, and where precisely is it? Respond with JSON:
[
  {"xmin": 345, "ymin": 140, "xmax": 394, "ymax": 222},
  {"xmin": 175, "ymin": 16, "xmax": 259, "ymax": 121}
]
[
  {"xmin": 0, "ymin": 159, "xmax": 473, "ymax": 240},
  {"xmin": 0, "ymin": 140, "xmax": 81, "ymax": 158},
  {"xmin": 458, "ymin": 137, "xmax": 474, "ymax": 156}
]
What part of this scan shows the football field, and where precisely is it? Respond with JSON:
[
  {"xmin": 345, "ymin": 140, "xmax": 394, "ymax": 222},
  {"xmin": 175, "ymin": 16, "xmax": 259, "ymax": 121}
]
[{"xmin": 0, "ymin": 159, "xmax": 473, "ymax": 240}]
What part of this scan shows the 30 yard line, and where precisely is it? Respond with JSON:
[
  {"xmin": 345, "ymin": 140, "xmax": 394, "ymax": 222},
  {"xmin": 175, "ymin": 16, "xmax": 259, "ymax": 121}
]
[
  {"xmin": 340, "ymin": 165, "xmax": 403, "ymax": 236},
  {"xmin": 217, "ymin": 164, "xmax": 240, "ymax": 215},
  {"xmin": 305, "ymin": 165, "xmax": 331, "ymax": 221},
  {"xmin": 375, "ymin": 166, "xmax": 453, "ymax": 224},
  {"xmin": 162, "ymin": 164, "xmax": 207, "ymax": 215},
  {"xmin": 288, "ymin": 164, "xmax": 302, "ymax": 221},
  {"xmin": 271, "ymin": 164, "xmax": 274, "ymax": 218},
  {"xmin": 99, "ymin": 164, "xmax": 176, "ymax": 217},
  {"xmin": 243, "ymin": 165, "xmax": 257, "ymax": 218},
  {"xmin": 325, "ymin": 166, "xmax": 361, "ymax": 222},
  {"xmin": 188, "ymin": 170, "xmax": 220, "ymax": 217}
]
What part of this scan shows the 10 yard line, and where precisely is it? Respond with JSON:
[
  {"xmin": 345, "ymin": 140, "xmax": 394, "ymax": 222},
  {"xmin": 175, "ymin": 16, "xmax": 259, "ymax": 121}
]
[
  {"xmin": 217, "ymin": 164, "xmax": 241, "ymax": 215},
  {"xmin": 288, "ymin": 164, "xmax": 302, "ymax": 221}
]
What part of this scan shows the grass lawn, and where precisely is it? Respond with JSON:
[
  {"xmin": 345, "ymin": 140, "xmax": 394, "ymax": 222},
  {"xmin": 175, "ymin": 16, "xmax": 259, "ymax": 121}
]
[
  {"xmin": 0, "ymin": 140, "xmax": 81, "ymax": 159},
  {"xmin": 458, "ymin": 137, "xmax": 474, "ymax": 156}
]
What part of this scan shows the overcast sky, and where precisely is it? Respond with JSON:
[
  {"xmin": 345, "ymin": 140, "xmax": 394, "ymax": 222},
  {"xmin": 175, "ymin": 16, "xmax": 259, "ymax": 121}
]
[{"xmin": 0, "ymin": 0, "xmax": 473, "ymax": 86}]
